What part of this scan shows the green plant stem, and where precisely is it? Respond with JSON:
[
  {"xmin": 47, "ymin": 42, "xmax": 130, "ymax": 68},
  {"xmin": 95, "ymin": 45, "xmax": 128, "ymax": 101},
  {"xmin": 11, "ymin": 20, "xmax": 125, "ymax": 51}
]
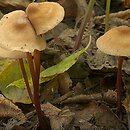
[
  {"xmin": 18, "ymin": 58, "xmax": 34, "ymax": 104},
  {"xmin": 26, "ymin": 52, "xmax": 50, "ymax": 130},
  {"xmin": 105, "ymin": 0, "xmax": 111, "ymax": 32},
  {"xmin": 72, "ymin": 0, "xmax": 95, "ymax": 52}
]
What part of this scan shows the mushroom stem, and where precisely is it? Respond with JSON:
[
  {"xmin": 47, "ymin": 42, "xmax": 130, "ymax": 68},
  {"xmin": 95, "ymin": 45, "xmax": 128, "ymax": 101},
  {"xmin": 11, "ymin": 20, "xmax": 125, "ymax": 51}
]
[
  {"xmin": 26, "ymin": 52, "xmax": 50, "ymax": 130},
  {"xmin": 116, "ymin": 56, "xmax": 124, "ymax": 113},
  {"xmin": 34, "ymin": 49, "xmax": 40, "ymax": 82},
  {"xmin": 18, "ymin": 58, "xmax": 34, "ymax": 104}
]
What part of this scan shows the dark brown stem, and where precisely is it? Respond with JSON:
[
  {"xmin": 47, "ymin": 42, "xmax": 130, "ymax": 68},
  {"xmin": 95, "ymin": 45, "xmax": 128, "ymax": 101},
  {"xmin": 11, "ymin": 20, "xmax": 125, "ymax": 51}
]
[
  {"xmin": 116, "ymin": 56, "xmax": 124, "ymax": 114},
  {"xmin": 72, "ymin": 0, "xmax": 95, "ymax": 52},
  {"xmin": 34, "ymin": 49, "xmax": 40, "ymax": 82},
  {"xmin": 18, "ymin": 58, "xmax": 34, "ymax": 104},
  {"xmin": 26, "ymin": 52, "xmax": 51, "ymax": 130}
]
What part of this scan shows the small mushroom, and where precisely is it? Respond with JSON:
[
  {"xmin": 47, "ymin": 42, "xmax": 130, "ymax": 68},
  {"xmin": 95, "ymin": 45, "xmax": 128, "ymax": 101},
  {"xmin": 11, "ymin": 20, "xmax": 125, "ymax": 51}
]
[
  {"xmin": 0, "ymin": 10, "xmax": 46, "ymax": 103},
  {"xmin": 26, "ymin": 2, "xmax": 65, "ymax": 35},
  {"xmin": 0, "ymin": 3, "xmax": 65, "ymax": 128},
  {"xmin": 96, "ymin": 25, "xmax": 130, "ymax": 114},
  {"xmin": 0, "ymin": 10, "xmax": 49, "ymax": 129}
]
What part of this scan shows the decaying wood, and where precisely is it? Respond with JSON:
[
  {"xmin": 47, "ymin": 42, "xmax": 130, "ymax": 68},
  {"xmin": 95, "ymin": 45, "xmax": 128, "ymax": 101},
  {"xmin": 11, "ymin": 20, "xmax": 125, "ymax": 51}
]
[
  {"xmin": 53, "ymin": 91, "xmax": 74, "ymax": 104},
  {"xmin": 61, "ymin": 90, "xmax": 117, "ymax": 104},
  {"xmin": 94, "ymin": 9, "xmax": 130, "ymax": 22}
]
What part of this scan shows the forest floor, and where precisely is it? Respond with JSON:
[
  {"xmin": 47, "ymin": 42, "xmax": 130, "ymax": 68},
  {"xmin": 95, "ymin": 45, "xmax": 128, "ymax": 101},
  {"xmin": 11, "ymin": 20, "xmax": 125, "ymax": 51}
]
[{"xmin": 0, "ymin": 0, "xmax": 130, "ymax": 130}]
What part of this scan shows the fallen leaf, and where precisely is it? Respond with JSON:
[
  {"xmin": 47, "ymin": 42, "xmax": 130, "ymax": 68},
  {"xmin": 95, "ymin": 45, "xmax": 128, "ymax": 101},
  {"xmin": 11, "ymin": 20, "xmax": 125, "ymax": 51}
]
[
  {"xmin": 41, "ymin": 103, "xmax": 74, "ymax": 130},
  {"xmin": 0, "ymin": 60, "xmax": 30, "ymax": 90},
  {"xmin": 123, "ymin": 95, "xmax": 130, "ymax": 113},
  {"xmin": 2, "ymin": 86, "xmax": 31, "ymax": 104},
  {"xmin": 0, "ymin": 94, "xmax": 26, "ymax": 121},
  {"xmin": 72, "ymin": 101, "xmax": 125, "ymax": 129},
  {"xmin": 0, "ymin": 60, "xmax": 32, "ymax": 104},
  {"xmin": 40, "ymin": 43, "xmax": 90, "ymax": 78},
  {"xmin": 58, "ymin": 72, "xmax": 72, "ymax": 95}
]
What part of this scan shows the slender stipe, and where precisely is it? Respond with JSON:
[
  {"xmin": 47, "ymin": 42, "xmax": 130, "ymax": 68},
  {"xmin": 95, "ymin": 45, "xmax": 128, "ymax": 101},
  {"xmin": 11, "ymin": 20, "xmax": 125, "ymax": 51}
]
[
  {"xmin": 19, "ymin": 58, "xmax": 34, "ymax": 104},
  {"xmin": 34, "ymin": 49, "xmax": 40, "ymax": 82},
  {"xmin": 26, "ymin": 52, "xmax": 50, "ymax": 129},
  {"xmin": 116, "ymin": 56, "xmax": 124, "ymax": 114}
]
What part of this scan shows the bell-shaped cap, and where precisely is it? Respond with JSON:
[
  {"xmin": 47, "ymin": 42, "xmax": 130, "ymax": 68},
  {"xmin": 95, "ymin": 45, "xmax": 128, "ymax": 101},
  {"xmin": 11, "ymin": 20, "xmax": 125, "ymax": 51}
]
[
  {"xmin": 0, "ymin": 10, "xmax": 46, "ymax": 53},
  {"xmin": 26, "ymin": 2, "xmax": 65, "ymax": 35},
  {"xmin": 0, "ymin": 46, "xmax": 26, "ymax": 59},
  {"xmin": 96, "ymin": 26, "xmax": 130, "ymax": 56}
]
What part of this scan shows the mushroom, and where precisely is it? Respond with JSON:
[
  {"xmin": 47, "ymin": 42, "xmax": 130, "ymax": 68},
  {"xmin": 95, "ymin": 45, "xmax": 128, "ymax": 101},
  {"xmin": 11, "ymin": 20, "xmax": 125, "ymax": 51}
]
[
  {"xmin": 0, "ymin": 10, "xmax": 46, "ymax": 103},
  {"xmin": 26, "ymin": 2, "xmax": 65, "ymax": 35},
  {"xmin": 0, "ymin": 10, "xmax": 50, "ymax": 129},
  {"xmin": 96, "ymin": 25, "xmax": 130, "ymax": 113},
  {"xmin": 0, "ymin": 1, "xmax": 65, "ymax": 128}
]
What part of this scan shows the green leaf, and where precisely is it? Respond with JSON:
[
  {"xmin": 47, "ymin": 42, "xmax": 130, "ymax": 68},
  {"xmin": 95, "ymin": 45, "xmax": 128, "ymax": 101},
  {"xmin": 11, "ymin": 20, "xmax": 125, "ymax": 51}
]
[
  {"xmin": 0, "ymin": 60, "xmax": 30, "ymax": 90},
  {"xmin": 6, "ymin": 36, "xmax": 91, "ymax": 104},
  {"xmin": 0, "ymin": 59, "xmax": 13, "ymax": 75},
  {"xmin": 40, "ymin": 46, "xmax": 88, "ymax": 78},
  {"xmin": 8, "ymin": 39, "xmax": 91, "ymax": 89},
  {"xmin": 0, "ymin": 60, "xmax": 31, "ymax": 103},
  {"xmin": 0, "ymin": 60, "xmax": 22, "ymax": 90},
  {"xmin": 2, "ymin": 86, "xmax": 31, "ymax": 104}
]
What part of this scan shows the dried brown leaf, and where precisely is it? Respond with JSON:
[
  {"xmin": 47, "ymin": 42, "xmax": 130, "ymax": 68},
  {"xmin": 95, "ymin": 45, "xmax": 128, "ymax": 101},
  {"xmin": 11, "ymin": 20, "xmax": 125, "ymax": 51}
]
[
  {"xmin": 0, "ymin": 94, "xmax": 26, "ymax": 122},
  {"xmin": 123, "ymin": 95, "xmax": 130, "ymax": 112}
]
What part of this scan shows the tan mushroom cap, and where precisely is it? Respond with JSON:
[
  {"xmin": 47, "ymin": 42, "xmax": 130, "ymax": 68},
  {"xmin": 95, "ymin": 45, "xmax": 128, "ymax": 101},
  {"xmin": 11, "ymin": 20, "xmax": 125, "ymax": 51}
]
[
  {"xmin": 0, "ymin": 10, "xmax": 46, "ymax": 53},
  {"xmin": 0, "ymin": 46, "xmax": 26, "ymax": 59},
  {"xmin": 26, "ymin": 2, "xmax": 65, "ymax": 35},
  {"xmin": 96, "ymin": 26, "xmax": 130, "ymax": 56}
]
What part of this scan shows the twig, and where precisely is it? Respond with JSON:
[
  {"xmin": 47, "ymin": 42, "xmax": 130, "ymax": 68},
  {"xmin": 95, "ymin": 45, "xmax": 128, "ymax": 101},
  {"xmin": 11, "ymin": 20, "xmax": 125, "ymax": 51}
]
[
  {"xmin": 94, "ymin": 9, "xmax": 130, "ymax": 22},
  {"xmin": 53, "ymin": 91, "xmax": 74, "ymax": 104},
  {"xmin": 61, "ymin": 90, "xmax": 117, "ymax": 104}
]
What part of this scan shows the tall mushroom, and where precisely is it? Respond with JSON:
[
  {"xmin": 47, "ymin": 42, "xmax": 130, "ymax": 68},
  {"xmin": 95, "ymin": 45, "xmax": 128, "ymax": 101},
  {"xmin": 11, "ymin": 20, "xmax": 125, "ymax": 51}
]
[
  {"xmin": 0, "ymin": 10, "xmax": 49, "ymax": 129},
  {"xmin": 0, "ymin": 1, "xmax": 65, "ymax": 129},
  {"xmin": 96, "ymin": 25, "xmax": 130, "ymax": 114},
  {"xmin": 25, "ymin": 2, "xmax": 64, "ymax": 129}
]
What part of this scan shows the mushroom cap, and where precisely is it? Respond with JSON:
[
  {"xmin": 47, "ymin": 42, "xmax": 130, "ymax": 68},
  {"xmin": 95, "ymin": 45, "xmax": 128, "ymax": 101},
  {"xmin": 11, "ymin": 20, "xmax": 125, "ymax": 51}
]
[
  {"xmin": 26, "ymin": 2, "xmax": 65, "ymax": 35},
  {"xmin": 0, "ymin": 10, "xmax": 46, "ymax": 53},
  {"xmin": 96, "ymin": 26, "xmax": 130, "ymax": 56},
  {"xmin": 0, "ymin": 46, "xmax": 26, "ymax": 59}
]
